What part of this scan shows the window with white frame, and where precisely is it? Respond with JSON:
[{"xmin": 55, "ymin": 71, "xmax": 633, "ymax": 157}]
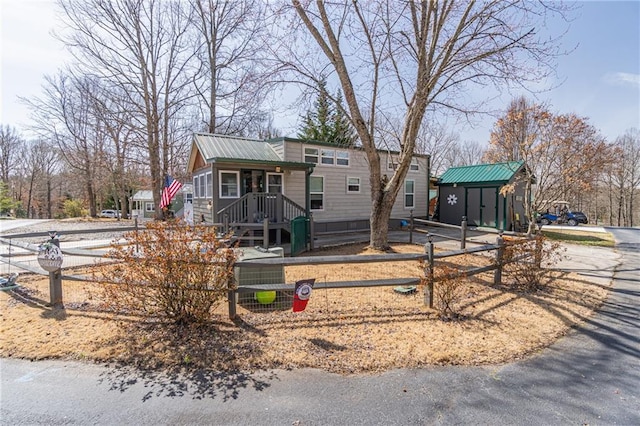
[
  {"xmin": 193, "ymin": 176, "xmax": 199, "ymax": 198},
  {"xmin": 404, "ymin": 180, "xmax": 415, "ymax": 208},
  {"xmin": 267, "ymin": 173, "xmax": 283, "ymax": 193},
  {"xmin": 410, "ymin": 158, "xmax": 419, "ymax": 171},
  {"xmin": 304, "ymin": 147, "xmax": 319, "ymax": 164},
  {"xmin": 219, "ymin": 171, "xmax": 239, "ymax": 198},
  {"xmin": 199, "ymin": 173, "xmax": 206, "ymax": 198},
  {"xmin": 388, "ymin": 155, "xmax": 399, "ymax": 170},
  {"xmin": 321, "ymin": 149, "xmax": 335, "ymax": 165},
  {"xmin": 310, "ymin": 176, "xmax": 324, "ymax": 210},
  {"xmin": 347, "ymin": 176, "xmax": 360, "ymax": 193},
  {"xmin": 206, "ymin": 172, "xmax": 213, "ymax": 197},
  {"xmin": 145, "ymin": 202, "xmax": 155, "ymax": 212},
  {"xmin": 336, "ymin": 151, "xmax": 350, "ymax": 166}
]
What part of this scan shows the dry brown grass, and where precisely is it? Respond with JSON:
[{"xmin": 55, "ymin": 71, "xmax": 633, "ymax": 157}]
[{"xmin": 0, "ymin": 243, "xmax": 609, "ymax": 374}]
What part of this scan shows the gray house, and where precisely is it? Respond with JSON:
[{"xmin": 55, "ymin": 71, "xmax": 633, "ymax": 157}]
[
  {"xmin": 186, "ymin": 133, "xmax": 430, "ymax": 240},
  {"xmin": 437, "ymin": 161, "xmax": 531, "ymax": 232}
]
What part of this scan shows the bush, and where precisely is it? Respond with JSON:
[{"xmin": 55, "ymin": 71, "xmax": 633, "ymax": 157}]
[
  {"xmin": 62, "ymin": 199, "xmax": 86, "ymax": 218},
  {"xmin": 501, "ymin": 234, "xmax": 565, "ymax": 291},
  {"xmin": 433, "ymin": 265, "xmax": 466, "ymax": 320},
  {"xmin": 99, "ymin": 220, "xmax": 237, "ymax": 324}
]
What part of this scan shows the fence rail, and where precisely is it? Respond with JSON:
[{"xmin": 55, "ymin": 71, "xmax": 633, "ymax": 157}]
[{"xmin": 2, "ymin": 223, "xmax": 538, "ymax": 318}]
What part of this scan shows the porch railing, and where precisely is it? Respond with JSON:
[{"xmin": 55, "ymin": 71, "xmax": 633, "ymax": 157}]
[{"xmin": 217, "ymin": 193, "xmax": 306, "ymax": 224}]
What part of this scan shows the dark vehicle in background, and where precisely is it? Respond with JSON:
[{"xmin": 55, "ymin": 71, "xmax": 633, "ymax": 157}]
[
  {"xmin": 570, "ymin": 211, "xmax": 588, "ymax": 224},
  {"xmin": 536, "ymin": 209, "xmax": 588, "ymax": 226},
  {"xmin": 536, "ymin": 200, "xmax": 588, "ymax": 226}
]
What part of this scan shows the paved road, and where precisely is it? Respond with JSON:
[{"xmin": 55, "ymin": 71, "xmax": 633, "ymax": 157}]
[{"xmin": 1, "ymin": 229, "xmax": 638, "ymax": 425}]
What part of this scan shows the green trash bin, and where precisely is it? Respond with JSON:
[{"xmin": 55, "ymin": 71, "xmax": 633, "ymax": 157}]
[{"xmin": 290, "ymin": 216, "xmax": 308, "ymax": 256}]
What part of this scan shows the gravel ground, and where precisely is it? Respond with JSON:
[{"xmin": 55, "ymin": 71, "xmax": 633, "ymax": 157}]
[{"xmin": 1, "ymin": 218, "xmax": 146, "ymax": 244}]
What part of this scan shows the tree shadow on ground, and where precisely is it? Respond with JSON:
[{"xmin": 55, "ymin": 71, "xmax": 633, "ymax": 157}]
[
  {"xmin": 97, "ymin": 320, "xmax": 275, "ymax": 401},
  {"xmin": 99, "ymin": 363, "xmax": 275, "ymax": 402}
]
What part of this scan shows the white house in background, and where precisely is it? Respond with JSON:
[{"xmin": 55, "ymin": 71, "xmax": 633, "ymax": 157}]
[
  {"xmin": 186, "ymin": 133, "xmax": 430, "ymax": 235},
  {"xmin": 131, "ymin": 190, "xmax": 155, "ymax": 219},
  {"xmin": 131, "ymin": 184, "xmax": 193, "ymax": 219}
]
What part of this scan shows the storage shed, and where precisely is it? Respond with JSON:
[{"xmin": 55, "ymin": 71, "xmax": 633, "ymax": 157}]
[{"xmin": 437, "ymin": 161, "xmax": 531, "ymax": 231}]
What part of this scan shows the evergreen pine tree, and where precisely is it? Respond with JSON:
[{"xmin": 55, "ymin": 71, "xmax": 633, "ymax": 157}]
[
  {"xmin": 332, "ymin": 89, "xmax": 357, "ymax": 147},
  {"xmin": 298, "ymin": 80, "xmax": 357, "ymax": 146}
]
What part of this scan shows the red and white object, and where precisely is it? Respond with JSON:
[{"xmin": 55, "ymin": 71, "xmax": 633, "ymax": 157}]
[{"xmin": 292, "ymin": 278, "xmax": 315, "ymax": 312}]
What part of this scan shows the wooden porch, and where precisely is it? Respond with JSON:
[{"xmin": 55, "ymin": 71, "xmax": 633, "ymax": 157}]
[{"xmin": 216, "ymin": 193, "xmax": 308, "ymax": 247}]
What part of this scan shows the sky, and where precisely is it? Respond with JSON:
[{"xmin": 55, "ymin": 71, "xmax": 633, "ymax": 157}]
[{"xmin": 1, "ymin": 0, "xmax": 639, "ymax": 144}]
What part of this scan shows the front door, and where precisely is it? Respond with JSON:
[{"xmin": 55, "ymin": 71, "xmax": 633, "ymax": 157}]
[{"xmin": 242, "ymin": 170, "xmax": 264, "ymax": 195}]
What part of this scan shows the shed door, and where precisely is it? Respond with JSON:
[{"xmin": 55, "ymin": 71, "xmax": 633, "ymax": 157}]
[
  {"xmin": 481, "ymin": 187, "xmax": 498, "ymax": 228},
  {"xmin": 466, "ymin": 187, "xmax": 498, "ymax": 228}
]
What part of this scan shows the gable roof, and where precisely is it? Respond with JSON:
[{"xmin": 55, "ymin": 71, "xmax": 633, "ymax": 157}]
[
  {"xmin": 194, "ymin": 133, "xmax": 283, "ymax": 163},
  {"xmin": 132, "ymin": 190, "xmax": 154, "ymax": 201},
  {"xmin": 188, "ymin": 133, "xmax": 313, "ymax": 172},
  {"xmin": 439, "ymin": 161, "xmax": 525, "ymax": 185}
]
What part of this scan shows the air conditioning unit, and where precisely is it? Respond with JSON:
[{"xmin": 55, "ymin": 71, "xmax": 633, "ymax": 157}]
[{"xmin": 235, "ymin": 247, "xmax": 285, "ymax": 306}]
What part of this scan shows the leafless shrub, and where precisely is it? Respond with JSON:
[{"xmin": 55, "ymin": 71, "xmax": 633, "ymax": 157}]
[
  {"xmin": 434, "ymin": 265, "xmax": 466, "ymax": 320},
  {"xmin": 501, "ymin": 234, "xmax": 565, "ymax": 292},
  {"xmin": 96, "ymin": 220, "xmax": 237, "ymax": 324}
]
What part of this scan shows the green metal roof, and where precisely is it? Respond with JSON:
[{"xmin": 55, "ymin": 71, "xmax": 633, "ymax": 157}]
[
  {"xmin": 193, "ymin": 133, "xmax": 312, "ymax": 169},
  {"xmin": 194, "ymin": 133, "xmax": 283, "ymax": 162},
  {"xmin": 439, "ymin": 161, "xmax": 525, "ymax": 185}
]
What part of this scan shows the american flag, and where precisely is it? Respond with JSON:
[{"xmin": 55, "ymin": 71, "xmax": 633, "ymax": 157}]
[{"xmin": 160, "ymin": 175, "xmax": 183, "ymax": 209}]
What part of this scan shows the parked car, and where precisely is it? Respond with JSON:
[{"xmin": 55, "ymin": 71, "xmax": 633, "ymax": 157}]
[
  {"xmin": 536, "ymin": 210, "xmax": 586, "ymax": 226},
  {"xmin": 99, "ymin": 209, "xmax": 121, "ymax": 218},
  {"xmin": 570, "ymin": 210, "xmax": 588, "ymax": 224}
]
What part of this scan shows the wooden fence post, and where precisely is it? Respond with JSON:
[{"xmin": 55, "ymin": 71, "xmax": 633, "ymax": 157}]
[
  {"xmin": 48, "ymin": 233, "xmax": 64, "ymax": 308},
  {"xmin": 461, "ymin": 216, "xmax": 467, "ymax": 250},
  {"xmin": 228, "ymin": 276, "xmax": 237, "ymax": 320},
  {"xmin": 494, "ymin": 231, "xmax": 504, "ymax": 285},
  {"xmin": 534, "ymin": 234, "xmax": 543, "ymax": 269},
  {"xmin": 224, "ymin": 213, "xmax": 229, "ymax": 233},
  {"xmin": 309, "ymin": 213, "xmax": 315, "ymax": 251},
  {"xmin": 263, "ymin": 218, "xmax": 269, "ymax": 249},
  {"xmin": 424, "ymin": 233, "xmax": 434, "ymax": 308},
  {"xmin": 409, "ymin": 209, "xmax": 414, "ymax": 244}
]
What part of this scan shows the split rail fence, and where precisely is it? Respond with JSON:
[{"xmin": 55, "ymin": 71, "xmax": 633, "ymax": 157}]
[{"xmin": 1, "ymin": 220, "xmax": 540, "ymax": 318}]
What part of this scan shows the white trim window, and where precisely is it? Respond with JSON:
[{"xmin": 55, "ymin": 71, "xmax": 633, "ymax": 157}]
[
  {"xmin": 206, "ymin": 172, "xmax": 213, "ymax": 198},
  {"xmin": 404, "ymin": 179, "xmax": 415, "ymax": 209},
  {"xmin": 388, "ymin": 155, "xmax": 399, "ymax": 171},
  {"xmin": 336, "ymin": 150, "xmax": 349, "ymax": 166},
  {"xmin": 310, "ymin": 175, "xmax": 324, "ymax": 210},
  {"xmin": 346, "ymin": 176, "xmax": 360, "ymax": 193},
  {"xmin": 410, "ymin": 158, "xmax": 419, "ymax": 171},
  {"xmin": 145, "ymin": 202, "xmax": 155, "ymax": 212},
  {"xmin": 304, "ymin": 147, "xmax": 319, "ymax": 164},
  {"xmin": 267, "ymin": 173, "xmax": 284, "ymax": 193},
  {"xmin": 219, "ymin": 171, "xmax": 240, "ymax": 198},
  {"xmin": 321, "ymin": 149, "xmax": 335, "ymax": 165},
  {"xmin": 193, "ymin": 175, "xmax": 200, "ymax": 198},
  {"xmin": 199, "ymin": 173, "xmax": 206, "ymax": 198}
]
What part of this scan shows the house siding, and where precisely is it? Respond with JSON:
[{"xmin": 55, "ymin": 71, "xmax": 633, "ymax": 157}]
[{"xmin": 283, "ymin": 141, "xmax": 428, "ymax": 222}]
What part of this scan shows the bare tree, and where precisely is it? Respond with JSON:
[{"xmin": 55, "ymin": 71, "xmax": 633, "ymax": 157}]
[
  {"xmin": 57, "ymin": 0, "xmax": 196, "ymax": 218},
  {"xmin": 191, "ymin": 0, "xmax": 272, "ymax": 135},
  {"xmin": 0, "ymin": 125, "xmax": 23, "ymax": 184},
  {"xmin": 484, "ymin": 96, "xmax": 609, "ymax": 232},
  {"xmin": 25, "ymin": 72, "xmax": 104, "ymax": 217},
  {"xmin": 610, "ymin": 128, "xmax": 640, "ymax": 226},
  {"xmin": 287, "ymin": 1, "xmax": 570, "ymax": 249}
]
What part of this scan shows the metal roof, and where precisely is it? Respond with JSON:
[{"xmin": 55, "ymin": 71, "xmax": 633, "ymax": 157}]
[
  {"xmin": 132, "ymin": 190, "xmax": 154, "ymax": 201},
  {"xmin": 194, "ymin": 133, "xmax": 284, "ymax": 163},
  {"xmin": 439, "ymin": 161, "xmax": 525, "ymax": 185}
]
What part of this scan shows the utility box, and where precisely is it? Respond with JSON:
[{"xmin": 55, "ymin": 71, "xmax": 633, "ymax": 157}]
[{"xmin": 235, "ymin": 247, "xmax": 285, "ymax": 306}]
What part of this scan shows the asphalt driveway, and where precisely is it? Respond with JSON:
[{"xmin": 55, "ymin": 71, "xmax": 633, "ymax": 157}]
[{"xmin": 1, "ymin": 228, "xmax": 638, "ymax": 425}]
